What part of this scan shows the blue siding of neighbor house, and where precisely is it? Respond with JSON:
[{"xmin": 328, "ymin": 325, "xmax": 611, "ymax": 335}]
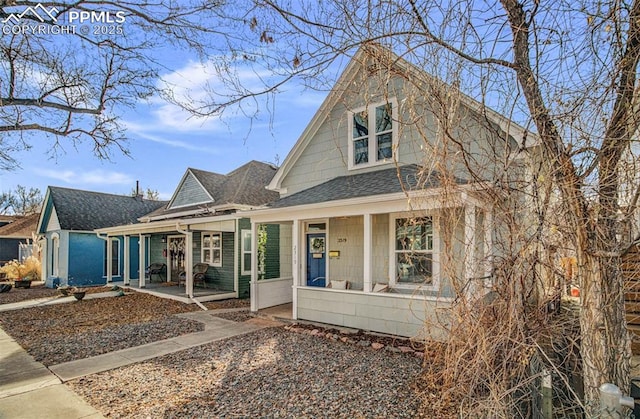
[
  {"xmin": 129, "ymin": 236, "xmax": 141, "ymax": 279},
  {"xmin": 67, "ymin": 232, "xmax": 106, "ymax": 286}
]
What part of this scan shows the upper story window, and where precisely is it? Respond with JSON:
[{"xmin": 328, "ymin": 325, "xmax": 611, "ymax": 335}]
[{"xmin": 349, "ymin": 99, "xmax": 397, "ymax": 169}]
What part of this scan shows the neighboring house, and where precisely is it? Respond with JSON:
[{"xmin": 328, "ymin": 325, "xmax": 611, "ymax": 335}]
[
  {"xmin": 37, "ymin": 187, "xmax": 166, "ymax": 287},
  {"xmin": 0, "ymin": 213, "xmax": 39, "ymax": 266},
  {"xmin": 96, "ymin": 160, "xmax": 281, "ymax": 301},
  {"xmin": 245, "ymin": 44, "xmax": 537, "ymax": 339},
  {"xmin": 0, "ymin": 215, "xmax": 16, "ymax": 228}
]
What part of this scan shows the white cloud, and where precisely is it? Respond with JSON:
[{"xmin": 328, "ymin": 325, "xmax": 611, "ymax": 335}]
[
  {"xmin": 121, "ymin": 58, "xmax": 317, "ymax": 148},
  {"xmin": 130, "ymin": 59, "xmax": 276, "ymax": 132},
  {"xmin": 122, "ymin": 120, "xmax": 223, "ymax": 154},
  {"xmin": 35, "ymin": 168, "xmax": 133, "ymax": 186}
]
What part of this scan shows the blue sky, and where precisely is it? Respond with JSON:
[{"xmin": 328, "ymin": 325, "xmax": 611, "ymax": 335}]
[{"xmin": 0, "ymin": 56, "xmax": 329, "ymax": 201}]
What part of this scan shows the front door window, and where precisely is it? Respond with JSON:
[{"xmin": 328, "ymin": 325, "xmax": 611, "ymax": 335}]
[{"xmin": 306, "ymin": 233, "xmax": 326, "ymax": 287}]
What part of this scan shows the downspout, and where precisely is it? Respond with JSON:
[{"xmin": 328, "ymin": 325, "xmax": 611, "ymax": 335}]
[{"xmin": 175, "ymin": 223, "xmax": 207, "ymax": 311}]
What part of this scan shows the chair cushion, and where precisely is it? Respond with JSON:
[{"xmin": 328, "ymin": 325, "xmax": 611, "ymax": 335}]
[
  {"xmin": 373, "ymin": 283, "xmax": 389, "ymax": 293},
  {"xmin": 331, "ymin": 280, "xmax": 348, "ymax": 290}
]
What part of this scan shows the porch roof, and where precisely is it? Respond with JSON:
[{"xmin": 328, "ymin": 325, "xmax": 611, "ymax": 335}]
[{"xmin": 267, "ymin": 165, "xmax": 467, "ymax": 209}]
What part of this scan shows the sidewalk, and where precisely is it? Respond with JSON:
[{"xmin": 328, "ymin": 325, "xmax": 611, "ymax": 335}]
[
  {"xmin": 0, "ymin": 328, "xmax": 104, "ymax": 419},
  {"xmin": 0, "ymin": 293, "xmax": 277, "ymax": 418}
]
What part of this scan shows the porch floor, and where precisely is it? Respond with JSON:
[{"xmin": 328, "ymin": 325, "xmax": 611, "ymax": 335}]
[{"xmin": 110, "ymin": 280, "xmax": 235, "ymax": 304}]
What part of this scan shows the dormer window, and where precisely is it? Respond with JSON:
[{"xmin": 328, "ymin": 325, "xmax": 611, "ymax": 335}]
[{"xmin": 349, "ymin": 99, "xmax": 397, "ymax": 169}]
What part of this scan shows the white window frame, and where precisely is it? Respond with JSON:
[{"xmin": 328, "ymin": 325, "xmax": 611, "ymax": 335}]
[
  {"xmin": 201, "ymin": 232, "xmax": 222, "ymax": 267},
  {"xmin": 104, "ymin": 238, "xmax": 121, "ymax": 277},
  {"xmin": 241, "ymin": 229, "xmax": 251, "ymax": 275},
  {"xmin": 348, "ymin": 98, "xmax": 398, "ymax": 170},
  {"xmin": 389, "ymin": 213, "xmax": 439, "ymax": 291}
]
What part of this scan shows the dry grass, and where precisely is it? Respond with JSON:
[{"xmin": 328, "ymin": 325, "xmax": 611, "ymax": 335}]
[{"xmin": 415, "ymin": 295, "xmax": 582, "ymax": 418}]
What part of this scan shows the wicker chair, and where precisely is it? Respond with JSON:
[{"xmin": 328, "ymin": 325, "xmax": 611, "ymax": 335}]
[{"xmin": 145, "ymin": 263, "xmax": 166, "ymax": 282}]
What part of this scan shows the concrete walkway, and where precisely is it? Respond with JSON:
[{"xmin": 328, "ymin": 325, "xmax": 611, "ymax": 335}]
[
  {"xmin": 49, "ymin": 310, "xmax": 273, "ymax": 381},
  {"xmin": 0, "ymin": 292, "xmax": 278, "ymax": 418},
  {"xmin": 0, "ymin": 290, "xmax": 122, "ymax": 312}
]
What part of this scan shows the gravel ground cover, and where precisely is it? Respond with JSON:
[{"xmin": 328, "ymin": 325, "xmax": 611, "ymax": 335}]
[
  {"xmin": 0, "ymin": 283, "xmax": 60, "ymax": 304},
  {"xmin": 1, "ymin": 288, "xmax": 425, "ymax": 416},
  {"xmin": 68, "ymin": 327, "xmax": 423, "ymax": 418},
  {"xmin": 0, "ymin": 291, "xmax": 205, "ymax": 365},
  {"xmin": 202, "ymin": 298, "xmax": 250, "ymax": 310},
  {"xmin": 212, "ymin": 310, "xmax": 255, "ymax": 322}
]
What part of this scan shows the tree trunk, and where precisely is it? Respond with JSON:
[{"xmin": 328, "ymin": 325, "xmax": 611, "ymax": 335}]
[{"xmin": 578, "ymin": 249, "xmax": 631, "ymax": 412}]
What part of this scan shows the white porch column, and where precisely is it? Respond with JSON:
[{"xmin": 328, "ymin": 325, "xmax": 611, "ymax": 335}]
[
  {"xmin": 291, "ymin": 219, "xmax": 299, "ymax": 320},
  {"xmin": 123, "ymin": 235, "xmax": 130, "ymax": 285},
  {"xmin": 234, "ymin": 220, "xmax": 239, "ymax": 297},
  {"xmin": 464, "ymin": 204, "xmax": 478, "ymax": 299},
  {"xmin": 363, "ymin": 213, "xmax": 373, "ymax": 293},
  {"xmin": 185, "ymin": 231, "xmax": 194, "ymax": 298},
  {"xmin": 139, "ymin": 234, "xmax": 146, "ymax": 288},
  {"xmin": 40, "ymin": 239, "xmax": 48, "ymax": 283},
  {"xmin": 250, "ymin": 221, "xmax": 259, "ymax": 311},
  {"xmin": 106, "ymin": 237, "xmax": 113, "ymax": 283}
]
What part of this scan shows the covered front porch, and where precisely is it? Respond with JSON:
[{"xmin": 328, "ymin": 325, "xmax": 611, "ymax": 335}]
[
  {"xmin": 247, "ymin": 187, "xmax": 493, "ymax": 338},
  {"xmin": 97, "ymin": 214, "xmax": 248, "ymax": 302}
]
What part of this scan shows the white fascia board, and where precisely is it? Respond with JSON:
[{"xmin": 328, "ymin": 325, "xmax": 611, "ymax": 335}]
[
  {"xmin": 98, "ymin": 213, "xmax": 243, "ymax": 236},
  {"xmin": 247, "ymin": 183, "xmax": 494, "ymax": 223},
  {"xmin": 143, "ymin": 204, "xmax": 255, "ymax": 223},
  {"xmin": 144, "ymin": 207, "xmax": 209, "ymax": 222},
  {"xmin": 96, "ymin": 220, "xmax": 179, "ymax": 235},
  {"xmin": 245, "ymin": 190, "xmax": 467, "ymax": 223}
]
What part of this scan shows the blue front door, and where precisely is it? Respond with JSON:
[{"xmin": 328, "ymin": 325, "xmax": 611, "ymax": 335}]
[{"xmin": 306, "ymin": 233, "xmax": 326, "ymax": 287}]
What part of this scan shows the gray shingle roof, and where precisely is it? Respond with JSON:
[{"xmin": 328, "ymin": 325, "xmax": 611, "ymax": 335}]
[
  {"xmin": 48, "ymin": 187, "xmax": 166, "ymax": 231},
  {"xmin": 145, "ymin": 161, "xmax": 279, "ymax": 219},
  {"xmin": 0, "ymin": 213, "xmax": 39, "ymax": 237},
  {"xmin": 268, "ymin": 165, "xmax": 467, "ymax": 208}
]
